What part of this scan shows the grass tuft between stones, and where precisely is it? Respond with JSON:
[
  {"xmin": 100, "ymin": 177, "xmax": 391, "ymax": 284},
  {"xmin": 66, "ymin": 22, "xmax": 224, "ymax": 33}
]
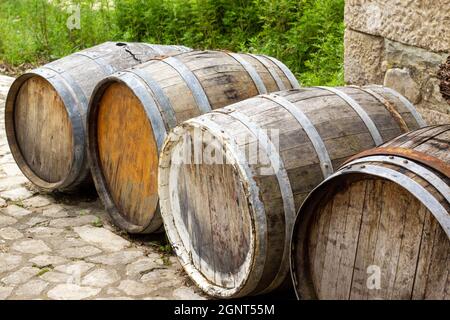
[{"xmin": 91, "ymin": 217, "xmax": 103, "ymax": 228}]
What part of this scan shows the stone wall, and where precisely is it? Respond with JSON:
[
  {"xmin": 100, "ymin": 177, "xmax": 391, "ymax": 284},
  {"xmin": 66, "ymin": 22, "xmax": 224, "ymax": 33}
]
[{"xmin": 344, "ymin": 0, "xmax": 450, "ymax": 125}]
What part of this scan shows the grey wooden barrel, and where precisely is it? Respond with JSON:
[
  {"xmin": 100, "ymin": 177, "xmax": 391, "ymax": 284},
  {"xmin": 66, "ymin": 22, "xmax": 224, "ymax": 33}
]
[
  {"xmin": 158, "ymin": 86, "xmax": 426, "ymax": 298},
  {"xmin": 291, "ymin": 125, "xmax": 449, "ymax": 300},
  {"xmin": 87, "ymin": 50, "xmax": 300, "ymax": 234},
  {"xmin": 5, "ymin": 42, "xmax": 190, "ymax": 192}
]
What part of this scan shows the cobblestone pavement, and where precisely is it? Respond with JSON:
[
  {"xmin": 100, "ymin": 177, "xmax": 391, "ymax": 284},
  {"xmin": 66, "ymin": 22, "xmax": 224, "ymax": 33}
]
[{"xmin": 0, "ymin": 75, "xmax": 205, "ymax": 300}]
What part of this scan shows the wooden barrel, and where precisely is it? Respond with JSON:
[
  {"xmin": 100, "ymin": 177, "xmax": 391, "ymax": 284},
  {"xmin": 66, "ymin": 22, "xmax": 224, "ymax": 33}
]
[
  {"xmin": 291, "ymin": 125, "xmax": 449, "ymax": 300},
  {"xmin": 158, "ymin": 86, "xmax": 426, "ymax": 298},
  {"xmin": 5, "ymin": 42, "xmax": 190, "ymax": 192},
  {"xmin": 87, "ymin": 50, "xmax": 300, "ymax": 234}
]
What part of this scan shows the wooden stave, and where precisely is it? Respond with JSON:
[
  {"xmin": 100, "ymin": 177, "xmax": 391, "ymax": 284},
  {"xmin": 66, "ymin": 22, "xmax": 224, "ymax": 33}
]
[
  {"xmin": 5, "ymin": 42, "xmax": 190, "ymax": 192},
  {"xmin": 158, "ymin": 86, "xmax": 425, "ymax": 298},
  {"xmin": 87, "ymin": 50, "xmax": 299, "ymax": 234},
  {"xmin": 290, "ymin": 125, "xmax": 449, "ymax": 300},
  {"xmin": 239, "ymin": 87, "xmax": 426, "ymax": 295}
]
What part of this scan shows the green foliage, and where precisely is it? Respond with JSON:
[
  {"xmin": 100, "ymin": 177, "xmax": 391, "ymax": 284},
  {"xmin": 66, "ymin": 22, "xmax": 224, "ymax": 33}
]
[
  {"xmin": 0, "ymin": 0, "xmax": 118, "ymax": 65},
  {"xmin": 91, "ymin": 216, "xmax": 104, "ymax": 227},
  {"xmin": 114, "ymin": 0, "xmax": 261, "ymax": 50},
  {"xmin": 114, "ymin": 0, "xmax": 344, "ymax": 85},
  {"xmin": 36, "ymin": 267, "xmax": 52, "ymax": 276},
  {"xmin": 0, "ymin": 0, "xmax": 344, "ymax": 85}
]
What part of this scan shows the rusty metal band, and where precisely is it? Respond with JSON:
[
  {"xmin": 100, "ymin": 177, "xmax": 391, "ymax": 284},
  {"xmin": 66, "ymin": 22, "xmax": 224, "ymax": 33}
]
[
  {"xmin": 346, "ymin": 155, "xmax": 450, "ymax": 204},
  {"xmin": 352, "ymin": 86, "xmax": 410, "ymax": 132},
  {"xmin": 261, "ymin": 94, "xmax": 334, "ymax": 178},
  {"xmin": 163, "ymin": 56, "xmax": 212, "ymax": 114},
  {"xmin": 342, "ymin": 146, "xmax": 450, "ymax": 178},
  {"xmin": 316, "ymin": 86, "xmax": 383, "ymax": 146},
  {"xmin": 369, "ymin": 85, "xmax": 427, "ymax": 127},
  {"xmin": 227, "ymin": 53, "xmax": 268, "ymax": 94}
]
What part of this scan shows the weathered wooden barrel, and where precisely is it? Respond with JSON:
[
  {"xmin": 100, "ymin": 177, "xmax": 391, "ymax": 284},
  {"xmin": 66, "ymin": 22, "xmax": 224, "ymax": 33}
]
[
  {"xmin": 5, "ymin": 42, "xmax": 190, "ymax": 192},
  {"xmin": 291, "ymin": 125, "xmax": 449, "ymax": 300},
  {"xmin": 87, "ymin": 50, "xmax": 300, "ymax": 234},
  {"xmin": 158, "ymin": 86, "xmax": 426, "ymax": 298}
]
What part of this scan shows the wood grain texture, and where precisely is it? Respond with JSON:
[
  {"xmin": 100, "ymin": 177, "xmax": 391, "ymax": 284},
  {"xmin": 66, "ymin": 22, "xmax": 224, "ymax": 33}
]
[
  {"xmin": 6, "ymin": 42, "xmax": 189, "ymax": 192},
  {"xmin": 175, "ymin": 159, "xmax": 252, "ymax": 288},
  {"xmin": 308, "ymin": 179, "xmax": 449, "ymax": 300},
  {"xmin": 97, "ymin": 83, "xmax": 159, "ymax": 227},
  {"xmin": 88, "ymin": 50, "xmax": 298, "ymax": 234},
  {"xmin": 158, "ymin": 86, "xmax": 424, "ymax": 298},
  {"xmin": 14, "ymin": 76, "xmax": 73, "ymax": 183},
  {"xmin": 292, "ymin": 125, "xmax": 449, "ymax": 300}
]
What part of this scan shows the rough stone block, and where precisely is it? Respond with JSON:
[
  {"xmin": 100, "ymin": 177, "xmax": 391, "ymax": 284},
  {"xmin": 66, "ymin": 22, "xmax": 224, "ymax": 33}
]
[
  {"xmin": 345, "ymin": 0, "xmax": 450, "ymax": 52},
  {"xmin": 384, "ymin": 68, "xmax": 421, "ymax": 103},
  {"xmin": 344, "ymin": 28, "xmax": 385, "ymax": 85}
]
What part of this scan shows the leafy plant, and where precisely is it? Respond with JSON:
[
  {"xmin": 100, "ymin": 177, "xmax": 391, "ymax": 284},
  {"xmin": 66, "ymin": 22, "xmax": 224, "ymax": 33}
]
[
  {"xmin": 91, "ymin": 216, "xmax": 103, "ymax": 227},
  {"xmin": 0, "ymin": 0, "xmax": 345, "ymax": 85}
]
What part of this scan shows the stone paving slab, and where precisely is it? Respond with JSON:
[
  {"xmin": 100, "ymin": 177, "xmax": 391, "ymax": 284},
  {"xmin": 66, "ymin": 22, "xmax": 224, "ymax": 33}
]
[{"xmin": 0, "ymin": 75, "xmax": 205, "ymax": 300}]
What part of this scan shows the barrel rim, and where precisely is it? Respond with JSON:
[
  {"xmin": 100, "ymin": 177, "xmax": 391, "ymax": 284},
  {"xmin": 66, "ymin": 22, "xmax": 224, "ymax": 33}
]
[
  {"xmin": 214, "ymin": 103, "xmax": 296, "ymax": 295},
  {"xmin": 290, "ymin": 156, "xmax": 450, "ymax": 299},
  {"xmin": 5, "ymin": 70, "xmax": 85, "ymax": 191},
  {"xmin": 87, "ymin": 74, "xmax": 164, "ymax": 234},
  {"xmin": 158, "ymin": 118, "xmax": 268, "ymax": 298}
]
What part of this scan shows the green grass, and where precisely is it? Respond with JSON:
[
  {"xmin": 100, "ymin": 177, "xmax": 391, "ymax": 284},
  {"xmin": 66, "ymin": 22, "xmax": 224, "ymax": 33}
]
[
  {"xmin": 91, "ymin": 216, "xmax": 104, "ymax": 227},
  {"xmin": 35, "ymin": 266, "xmax": 53, "ymax": 276},
  {"xmin": 0, "ymin": 0, "xmax": 344, "ymax": 86},
  {"xmin": 0, "ymin": 0, "xmax": 118, "ymax": 66}
]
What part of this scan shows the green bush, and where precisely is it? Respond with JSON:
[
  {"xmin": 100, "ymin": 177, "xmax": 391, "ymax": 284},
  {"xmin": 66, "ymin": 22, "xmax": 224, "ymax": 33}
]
[
  {"xmin": 0, "ymin": 0, "xmax": 118, "ymax": 65},
  {"xmin": 114, "ymin": 0, "xmax": 345, "ymax": 85},
  {"xmin": 0, "ymin": 0, "xmax": 344, "ymax": 85}
]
